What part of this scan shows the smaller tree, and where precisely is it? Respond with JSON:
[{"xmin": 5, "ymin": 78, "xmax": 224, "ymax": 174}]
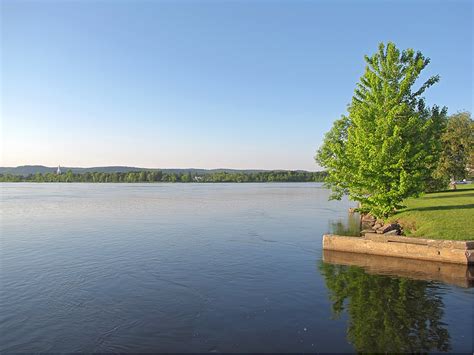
[
  {"xmin": 435, "ymin": 112, "xmax": 473, "ymax": 187},
  {"xmin": 180, "ymin": 172, "xmax": 191, "ymax": 183},
  {"xmin": 65, "ymin": 169, "xmax": 74, "ymax": 182}
]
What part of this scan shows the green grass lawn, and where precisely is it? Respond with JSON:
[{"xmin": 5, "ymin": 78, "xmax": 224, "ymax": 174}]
[{"xmin": 389, "ymin": 184, "xmax": 474, "ymax": 240}]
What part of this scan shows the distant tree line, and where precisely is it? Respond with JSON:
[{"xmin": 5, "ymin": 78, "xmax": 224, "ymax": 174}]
[{"xmin": 0, "ymin": 170, "xmax": 327, "ymax": 183}]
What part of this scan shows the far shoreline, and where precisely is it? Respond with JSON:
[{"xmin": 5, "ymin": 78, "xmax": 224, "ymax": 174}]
[
  {"xmin": 0, "ymin": 180, "xmax": 325, "ymax": 184},
  {"xmin": 0, "ymin": 169, "xmax": 327, "ymax": 184}
]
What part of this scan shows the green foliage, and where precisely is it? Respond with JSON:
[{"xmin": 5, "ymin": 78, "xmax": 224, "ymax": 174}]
[
  {"xmin": 0, "ymin": 170, "xmax": 327, "ymax": 183},
  {"xmin": 319, "ymin": 262, "xmax": 450, "ymax": 353},
  {"xmin": 316, "ymin": 42, "xmax": 447, "ymax": 217},
  {"xmin": 180, "ymin": 172, "xmax": 192, "ymax": 183},
  {"xmin": 435, "ymin": 111, "xmax": 473, "ymax": 181}
]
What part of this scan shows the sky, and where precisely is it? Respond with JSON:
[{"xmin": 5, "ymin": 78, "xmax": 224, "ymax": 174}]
[{"xmin": 1, "ymin": 0, "xmax": 472, "ymax": 170}]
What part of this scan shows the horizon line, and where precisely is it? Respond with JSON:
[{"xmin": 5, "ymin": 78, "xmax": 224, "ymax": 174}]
[{"xmin": 1, "ymin": 164, "xmax": 323, "ymax": 172}]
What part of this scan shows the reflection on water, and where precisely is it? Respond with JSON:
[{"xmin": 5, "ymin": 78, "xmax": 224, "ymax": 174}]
[
  {"xmin": 329, "ymin": 214, "xmax": 361, "ymax": 236},
  {"xmin": 323, "ymin": 250, "xmax": 474, "ymax": 288},
  {"xmin": 320, "ymin": 262, "xmax": 451, "ymax": 353}
]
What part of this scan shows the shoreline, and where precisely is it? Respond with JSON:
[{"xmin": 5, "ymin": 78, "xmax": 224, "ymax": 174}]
[{"xmin": 0, "ymin": 181, "xmax": 324, "ymax": 184}]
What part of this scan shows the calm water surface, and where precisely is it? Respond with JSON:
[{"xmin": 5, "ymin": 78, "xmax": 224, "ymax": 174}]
[{"xmin": 1, "ymin": 183, "xmax": 472, "ymax": 353}]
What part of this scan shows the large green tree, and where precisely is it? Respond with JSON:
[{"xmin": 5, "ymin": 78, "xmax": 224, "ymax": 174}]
[
  {"xmin": 434, "ymin": 111, "xmax": 473, "ymax": 185},
  {"xmin": 316, "ymin": 42, "xmax": 447, "ymax": 217}
]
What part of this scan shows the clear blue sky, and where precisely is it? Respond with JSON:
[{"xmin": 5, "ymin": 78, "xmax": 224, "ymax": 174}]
[{"xmin": 1, "ymin": 0, "xmax": 472, "ymax": 170}]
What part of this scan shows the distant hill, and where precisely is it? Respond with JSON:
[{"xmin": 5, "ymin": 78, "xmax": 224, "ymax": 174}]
[{"xmin": 0, "ymin": 165, "xmax": 313, "ymax": 176}]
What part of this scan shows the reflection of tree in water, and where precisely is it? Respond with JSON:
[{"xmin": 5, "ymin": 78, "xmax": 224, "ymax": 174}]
[
  {"xmin": 329, "ymin": 214, "xmax": 361, "ymax": 236},
  {"xmin": 319, "ymin": 262, "xmax": 451, "ymax": 353}
]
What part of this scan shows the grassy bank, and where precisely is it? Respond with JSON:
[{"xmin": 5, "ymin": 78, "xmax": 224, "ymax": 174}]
[{"xmin": 389, "ymin": 184, "xmax": 474, "ymax": 240}]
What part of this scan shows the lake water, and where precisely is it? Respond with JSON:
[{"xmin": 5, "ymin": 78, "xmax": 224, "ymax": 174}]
[{"xmin": 1, "ymin": 183, "xmax": 472, "ymax": 353}]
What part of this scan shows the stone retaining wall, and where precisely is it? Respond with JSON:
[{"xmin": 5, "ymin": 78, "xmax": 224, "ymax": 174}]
[{"xmin": 323, "ymin": 234, "xmax": 474, "ymax": 264}]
